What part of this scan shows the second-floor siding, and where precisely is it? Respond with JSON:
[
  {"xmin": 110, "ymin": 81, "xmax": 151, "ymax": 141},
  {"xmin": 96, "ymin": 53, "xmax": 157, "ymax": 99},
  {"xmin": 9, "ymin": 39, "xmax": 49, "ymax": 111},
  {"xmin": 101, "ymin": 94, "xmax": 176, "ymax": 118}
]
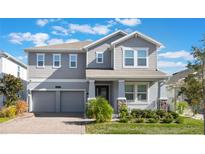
[{"xmin": 28, "ymin": 52, "xmax": 86, "ymax": 79}]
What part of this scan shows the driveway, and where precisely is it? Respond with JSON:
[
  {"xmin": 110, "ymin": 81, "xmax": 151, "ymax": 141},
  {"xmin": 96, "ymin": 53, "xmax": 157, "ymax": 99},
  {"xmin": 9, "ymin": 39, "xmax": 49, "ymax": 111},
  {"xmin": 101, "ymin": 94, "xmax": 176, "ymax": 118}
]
[{"xmin": 0, "ymin": 113, "xmax": 86, "ymax": 134}]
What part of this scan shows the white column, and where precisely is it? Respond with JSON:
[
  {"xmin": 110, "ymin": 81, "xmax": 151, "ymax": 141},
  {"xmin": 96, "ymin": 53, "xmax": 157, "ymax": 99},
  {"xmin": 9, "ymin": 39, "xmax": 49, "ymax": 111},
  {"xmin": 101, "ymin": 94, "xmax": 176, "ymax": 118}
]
[
  {"xmin": 88, "ymin": 80, "xmax": 96, "ymax": 100},
  {"xmin": 118, "ymin": 80, "xmax": 125, "ymax": 99}
]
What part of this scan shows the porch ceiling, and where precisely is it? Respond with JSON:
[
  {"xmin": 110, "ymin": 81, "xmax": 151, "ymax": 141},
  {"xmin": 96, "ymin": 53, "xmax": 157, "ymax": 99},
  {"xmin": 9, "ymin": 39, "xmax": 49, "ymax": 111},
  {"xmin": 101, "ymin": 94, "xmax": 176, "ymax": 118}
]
[{"xmin": 86, "ymin": 69, "xmax": 169, "ymax": 80}]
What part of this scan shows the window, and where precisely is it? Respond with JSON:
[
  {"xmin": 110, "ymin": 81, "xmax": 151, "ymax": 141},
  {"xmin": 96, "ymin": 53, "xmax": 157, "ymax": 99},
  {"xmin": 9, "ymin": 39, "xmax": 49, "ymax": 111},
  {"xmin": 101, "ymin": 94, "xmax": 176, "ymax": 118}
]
[
  {"xmin": 123, "ymin": 48, "xmax": 148, "ymax": 68},
  {"xmin": 125, "ymin": 83, "xmax": 148, "ymax": 103},
  {"xmin": 137, "ymin": 84, "xmax": 147, "ymax": 102},
  {"xmin": 125, "ymin": 84, "xmax": 135, "ymax": 101},
  {"xmin": 17, "ymin": 66, "xmax": 20, "ymax": 77},
  {"xmin": 37, "ymin": 54, "xmax": 45, "ymax": 68},
  {"xmin": 69, "ymin": 54, "xmax": 77, "ymax": 68},
  {"xmin": 124, "ymin": 50, "xmax": 134, "ymax": 66},
  {"xmin": 137, "ymin": 50, "xmax": 147, "ymax": 66},
  {"xmin": 53, "ymin": 54, "xmax": 61, "ymax": 68},
  {"xmin": 96, "ymin": 52, "xmax": 103, "ymax": 63}
]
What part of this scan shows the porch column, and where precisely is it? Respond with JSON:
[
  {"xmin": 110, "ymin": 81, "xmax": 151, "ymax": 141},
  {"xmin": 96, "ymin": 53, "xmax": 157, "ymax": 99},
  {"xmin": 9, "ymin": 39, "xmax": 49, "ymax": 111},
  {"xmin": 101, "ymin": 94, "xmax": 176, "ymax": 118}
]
[
  {"xmin": 88, "ymin": 80, "xmax": 96, "ymax": 100},
  {"xmin": 117, "ymin": 80, "xmax": 127, "ymax": 113}
]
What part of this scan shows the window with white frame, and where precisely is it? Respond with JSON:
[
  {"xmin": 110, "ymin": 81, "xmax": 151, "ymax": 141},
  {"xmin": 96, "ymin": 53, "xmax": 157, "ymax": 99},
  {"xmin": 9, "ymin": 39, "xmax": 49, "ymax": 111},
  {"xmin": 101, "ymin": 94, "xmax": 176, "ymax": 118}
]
[
  {"xmin": 53, "ymin": 54, "xmax": 61, "ymax": 68},
  {"xmin": 37, "ymin": 54, "xmax": 45, "ymax": 68},
  {"xmin": 17, "ymin": 66, "xmax": 20, "ymax": 77},
  {"xmin": 123, "ymin": 48, "xmax": 148, "ymax": 67},
  {"xmin": 137, "ymin": 50, "xmax": 147, "ymax": 66},
  {"xmin": 125, "ymin": 83, "xmax": 148, "ymax": 103},
  {"xmin": 96, "ymin": 52, "xmax": 103, "ymax": 63},
  {"xmin": 69, "ymin": 54, "xmax": 77, "ymax": 68}
]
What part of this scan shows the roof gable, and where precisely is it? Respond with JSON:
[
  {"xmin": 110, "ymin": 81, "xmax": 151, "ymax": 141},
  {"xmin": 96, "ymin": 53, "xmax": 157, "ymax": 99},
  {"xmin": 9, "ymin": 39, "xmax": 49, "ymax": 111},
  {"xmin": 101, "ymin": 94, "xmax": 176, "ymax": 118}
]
[
  {"xmin": 111, "ymin": 31, "xmax": 164, "ymax": 48},
  {"xmin": 83, "ymin": 30, "xmax": 127, "ymax": 49}
]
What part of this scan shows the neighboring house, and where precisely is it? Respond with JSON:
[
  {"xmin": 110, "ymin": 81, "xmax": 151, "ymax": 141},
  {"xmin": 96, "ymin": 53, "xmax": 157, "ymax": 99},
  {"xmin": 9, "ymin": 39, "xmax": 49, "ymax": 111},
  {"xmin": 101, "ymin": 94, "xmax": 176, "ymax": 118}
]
[
  {"xmin": 25, "ymin": 30, "xmax": 168, "ymax": 114},
  {"xmin": 166, "ymin": 69, "xmax": 192, "ymax": 111},
  {"xmin": 0, "ymin": 51, "xmax": 27, "ymax": 107}
]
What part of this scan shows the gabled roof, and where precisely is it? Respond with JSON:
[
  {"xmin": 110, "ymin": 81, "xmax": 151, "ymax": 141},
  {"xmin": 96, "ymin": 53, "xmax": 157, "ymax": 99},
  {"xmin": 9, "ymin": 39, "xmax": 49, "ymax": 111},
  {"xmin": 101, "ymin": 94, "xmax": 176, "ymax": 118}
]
[
  {"xmin": 83, "ymin": 30, "xmax": 127, "ymax": 49},
  {"xmin": 25, "ymin": 41, "xmax": 92, "ymax": 52},
  {"xmin": 0, "ymin": 50, "xmax": 27, "ymax": 68},
  {"xmin": 111, "ymin": 31, "xmax": 164, "ymax": 48}
]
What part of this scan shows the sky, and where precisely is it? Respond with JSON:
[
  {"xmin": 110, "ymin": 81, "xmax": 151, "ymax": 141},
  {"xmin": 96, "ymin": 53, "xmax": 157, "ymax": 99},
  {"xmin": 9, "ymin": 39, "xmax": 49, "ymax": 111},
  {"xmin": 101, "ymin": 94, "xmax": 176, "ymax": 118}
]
[{"xmin": 0, "ymin": 18, "xmax": 205, "ymax": 74}]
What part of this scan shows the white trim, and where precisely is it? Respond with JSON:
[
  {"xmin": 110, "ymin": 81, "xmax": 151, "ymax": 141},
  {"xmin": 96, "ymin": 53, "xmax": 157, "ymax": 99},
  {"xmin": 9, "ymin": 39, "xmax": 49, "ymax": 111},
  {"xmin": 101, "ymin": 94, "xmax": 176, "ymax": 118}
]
[
  {"xmin": 111, "ymin": 31, "xmax": 164, "ymax": 48},
  {"xmin": 36, "ymin": 53, "xmax": 45, "ymax": 68},
  {"xmin": 125, "ymin": 82, "xmax": 149, "ymax": 104},
  {"xmin": 123, "ymin": 47, "xmax": 149, "ymax": 68},
  {"xmin": 83, "ymin": 30, "xmax": 127, "ymax": 49},
  {"xmin": 69, "ymin": 54, "xmax": 77, "ymax": 68},
  {"xmin": 31, "ymin": 88, "xmax": 86, "ymax": 92},
  {"xmin": 29, "ymin": 78, "xmax": 87, "ymax": 82},
  {"xmin": 113, "ymin": 44, "xmax": 116, "ymax": 69},
  {"xmin": 52, "ymin": 54, "xmax": 61, "ymax": 68},
  {"xmin": 96, "ymin": 51, "xmax": 104, "ymax": 63}
]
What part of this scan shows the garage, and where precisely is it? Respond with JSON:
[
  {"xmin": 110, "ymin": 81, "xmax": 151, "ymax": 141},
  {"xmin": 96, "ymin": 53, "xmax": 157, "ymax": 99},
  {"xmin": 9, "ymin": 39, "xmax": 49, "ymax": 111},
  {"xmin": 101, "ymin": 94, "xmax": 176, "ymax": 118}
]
[
  {"xmin": 60, "ymin": 91, "xmax": 85, "ymax": 113},
  {"xmin": 31, "ymin": 90, "xmax": 85, "ymax": 113},
  {"xmin": 32, "ymin": 91, "xmax": 56, "ymax": 112}
]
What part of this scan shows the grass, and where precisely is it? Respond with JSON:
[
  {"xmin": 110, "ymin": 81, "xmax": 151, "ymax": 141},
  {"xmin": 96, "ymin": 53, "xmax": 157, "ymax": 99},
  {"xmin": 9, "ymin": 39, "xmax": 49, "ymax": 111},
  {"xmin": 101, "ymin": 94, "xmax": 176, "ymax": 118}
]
[
  {"xmin": 86, "ymin": 117, "xmax": 204, "ymax": 134},
  {"xmin": 0, "ymin": 117, "xmax": 10, "ymax": 123}
]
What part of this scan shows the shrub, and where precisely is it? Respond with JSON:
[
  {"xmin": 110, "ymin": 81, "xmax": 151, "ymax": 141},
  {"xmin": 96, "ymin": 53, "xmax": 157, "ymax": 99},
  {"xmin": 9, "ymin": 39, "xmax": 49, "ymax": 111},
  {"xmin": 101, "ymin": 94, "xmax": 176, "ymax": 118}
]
[
  {"xmin": 131, "ymin": 109, "xmax": 143, "ymax": 118},
  {"xmin": 119, "ymin": 103, "xmax": 130, "ymax": 123},
  {"xmin": 176, "ymin": 117, "xmax": 184, "ymax": 124},
  {"xmin": 135, "ymin": 118, "xmax": 145, "ymax": 123},
  {"xmin": 147, "ymin": 118, "xmax": 159, "ymax": 123},
  {"xmin": 168, "ymin": 111, "xmax": 179, "ymax": 119},
  {"xmin": 16, "ymin": 100, "xmax": 28, "ymax": 115},
  {"xmin": 0, "ymin": 106, "xmax": 17, "ymax": 118},
  {"xmin": 146, "ymin": 110, "xmax": 157, "ymax": 118},
  {"xmin": 176, "ymin": 101, "xmax": 188, "ymax": 114},
  {"xmin": 162, "ymin": 113, "xmax": 173, "ymax": 123},
  {"xmin": 86, "ymin": 97, "xmax": 113, "ymax": 123},
  {"xmin": 156, "ymin": 110, "xmax": 167, "ymax": 118}
]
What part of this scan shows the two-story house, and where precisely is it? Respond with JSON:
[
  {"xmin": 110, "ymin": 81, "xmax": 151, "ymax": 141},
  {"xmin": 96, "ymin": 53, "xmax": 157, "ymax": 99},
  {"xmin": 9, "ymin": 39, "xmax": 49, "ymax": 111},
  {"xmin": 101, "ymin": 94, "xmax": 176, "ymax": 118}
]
[
  {"xmin": 0, "ymin": 51, "xmax": 27, "ymax": 108},
  {"xmin": 25, "ymin": 30, "xmax": 168, "ymax": 114}
]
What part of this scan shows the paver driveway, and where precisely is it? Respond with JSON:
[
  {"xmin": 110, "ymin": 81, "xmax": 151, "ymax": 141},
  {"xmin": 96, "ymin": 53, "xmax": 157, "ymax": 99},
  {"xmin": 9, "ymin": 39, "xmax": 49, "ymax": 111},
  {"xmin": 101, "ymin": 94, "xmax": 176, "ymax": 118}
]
[{"xmin": 0, "ymin": 113, "xmax": 85, "ymax": 134}]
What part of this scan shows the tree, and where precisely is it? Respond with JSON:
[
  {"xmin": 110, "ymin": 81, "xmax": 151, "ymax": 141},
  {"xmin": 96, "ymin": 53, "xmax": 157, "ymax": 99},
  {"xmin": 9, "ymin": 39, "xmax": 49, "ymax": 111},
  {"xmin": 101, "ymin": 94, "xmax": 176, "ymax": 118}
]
[
  {"xmin": 183, "ymin": 38, "xmax": 205, "ymax": 134},
  {"xmin": 181, "ymin": 74, "xmax": 203, "ymax": 114},
  {"xmin": 0, "ymin": 74, "xmax": 23, "ymax": 106}
]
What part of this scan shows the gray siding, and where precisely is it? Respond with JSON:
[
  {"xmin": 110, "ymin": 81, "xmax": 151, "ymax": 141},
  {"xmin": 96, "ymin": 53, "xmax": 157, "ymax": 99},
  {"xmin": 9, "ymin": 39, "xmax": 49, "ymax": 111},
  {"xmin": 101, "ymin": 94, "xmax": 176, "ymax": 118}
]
[
  {"xmin": 114, "ymin": 37, "xmax": 157, "ymax": 70},
  {"xmin": 28, "ymin": 52, "xmax": 86, "ymax": 79},
  {"xmin": 87, "ymin": 34, "xmax": 125, "ymax": 69}
]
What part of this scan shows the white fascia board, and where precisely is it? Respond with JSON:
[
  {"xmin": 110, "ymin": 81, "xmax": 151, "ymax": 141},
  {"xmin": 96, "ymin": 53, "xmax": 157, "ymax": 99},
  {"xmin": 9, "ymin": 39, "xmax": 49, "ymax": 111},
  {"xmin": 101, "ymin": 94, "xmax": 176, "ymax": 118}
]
[{"xmin": 83, "ymin": 30, "xmax": 127, "ymax": 49}]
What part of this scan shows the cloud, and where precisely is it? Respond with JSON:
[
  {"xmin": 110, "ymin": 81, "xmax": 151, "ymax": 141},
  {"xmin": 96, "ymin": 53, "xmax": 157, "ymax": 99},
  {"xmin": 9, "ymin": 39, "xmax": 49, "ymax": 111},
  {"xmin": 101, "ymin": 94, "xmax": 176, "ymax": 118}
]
[
  {"xmin": 66, "ymin": 39, "xmax": 80, "ymax": 43},
  {"xmin": 47, "ymin": 38, "xmax": 64, "ymax": 45},
  {"xmin": 36, "ymin": 19, "xmax": 49, "ymax": 27},
  {"xmin": 159, "ymin": 50, "xmax": 193, "ymax": 61},
  {"xmin": 9, "ymin": 32, "xmax": 49, "ymax": 46},
  {"xmin": 51, "ymin": 26, "xmax": 69, "ymax": 36},
  {"xmin": 115, "ymin": 18, "xmax": 141, "ymax": 26},
  {"xmin": 69, "ymin": 24, "xmax": 110, "ymax": 35},
  {"xmin": 158, "ymin": 61, "xmax": 186, "ymax": 68},
  {"xmin": 36, "ymin": 18, "xmax": 62, "ymax": 27},
  {"xmin": 17, "ymin": 55, "xmax": 27, "ymax": 61}
]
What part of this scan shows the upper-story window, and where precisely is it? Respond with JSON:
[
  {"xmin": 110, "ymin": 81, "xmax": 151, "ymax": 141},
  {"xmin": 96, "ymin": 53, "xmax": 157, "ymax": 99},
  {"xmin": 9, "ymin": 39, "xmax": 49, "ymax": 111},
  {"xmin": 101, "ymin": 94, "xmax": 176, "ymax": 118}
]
[
  {"xmin": 37, "ymin": 53, "xmax": 45, "ymax": 68},
  {"xmin": 69, "ymin": 54, "xmax": 77, "ymax": 68},
  {"xmin": 123, "ymin": 48, "xmax": 148, "ymax": 68},
  {"xmin": 96, "ymin": 52, "xmax": 103, "ymax": 63},
  {"xmin": 17, "ymin": 66, "xmax": 20, "ymax": 77},
  {"xmin": 53, "ymin": 54, "xmax": 61, "ymax": 68}
]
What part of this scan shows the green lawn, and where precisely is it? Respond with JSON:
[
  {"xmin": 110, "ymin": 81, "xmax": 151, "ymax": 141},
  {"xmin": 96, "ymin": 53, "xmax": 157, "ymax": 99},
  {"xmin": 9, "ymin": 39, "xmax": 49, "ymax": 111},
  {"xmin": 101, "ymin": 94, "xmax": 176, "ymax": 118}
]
[
  {"xmin": 86, "ymin": 117, "xmax": 204, "ymax": 134},
  {"xmin": 0, "ymin": 117, "xmax": 10, "ymax": 123}
]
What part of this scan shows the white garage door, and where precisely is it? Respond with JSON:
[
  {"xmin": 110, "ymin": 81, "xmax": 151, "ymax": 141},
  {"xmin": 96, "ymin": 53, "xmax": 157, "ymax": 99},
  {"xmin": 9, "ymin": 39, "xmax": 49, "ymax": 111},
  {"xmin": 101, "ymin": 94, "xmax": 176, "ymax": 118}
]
[
  {"xmin": 32, "ymin": 91, "xmax": 56, "ymax": 112},
  {"xmin": 60, "ymin": 91, "xmax": 84, "ymax": 113}
]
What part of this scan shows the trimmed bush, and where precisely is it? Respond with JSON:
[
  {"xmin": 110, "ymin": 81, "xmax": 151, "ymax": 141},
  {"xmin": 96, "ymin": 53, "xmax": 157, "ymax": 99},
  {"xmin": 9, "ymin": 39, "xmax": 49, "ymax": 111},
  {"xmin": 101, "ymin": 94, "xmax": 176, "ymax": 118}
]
[
  {"xmin": 135, "ymin": 118, "xmax": 145, "ymax": 123},
  {"xmin": 16, "ymin": 100, "xmax": 28, "ymax": 115},
  {"xmin": 119, "ymin": 103, "xmax": 130, "ymax": 123},
  {"xmin": 131, "ymin": 109, "xmax": 143, "ymax": 118},
  {"xmin": 176, "ymin": 101, "xmax": 188, "ymax": 114},
  {"xmin": 176, "ymin": 117, "xmax": 184, "ymax": 124},
  {"xmin": 162, "ymin": 113, "xmax": 173, "ymax": 123},
  {"xmin": 86, "ymin": 97, "xmax": 113, "ymax": 123},
  {"xmin": 147, "ymin": 118, "xmax": 159, "ymax": 123},
  {"xmin": 0, "ymin": 106, "xmax": 17, "ymax": 118},
  {"xmin": 168, "ymin": 111, "xmax": 179, "ymax": 119},
  {"xmin": 156, "ymin": 110, "xmax": 167, "ymax": 118}
]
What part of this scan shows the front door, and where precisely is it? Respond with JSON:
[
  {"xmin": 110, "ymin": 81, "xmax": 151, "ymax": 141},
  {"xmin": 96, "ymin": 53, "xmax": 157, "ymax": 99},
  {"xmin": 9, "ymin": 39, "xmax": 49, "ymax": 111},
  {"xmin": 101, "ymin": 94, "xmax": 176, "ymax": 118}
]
[{"xmin": 95, "ymin": 85, "xmax": 109, "ymax": 101}]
